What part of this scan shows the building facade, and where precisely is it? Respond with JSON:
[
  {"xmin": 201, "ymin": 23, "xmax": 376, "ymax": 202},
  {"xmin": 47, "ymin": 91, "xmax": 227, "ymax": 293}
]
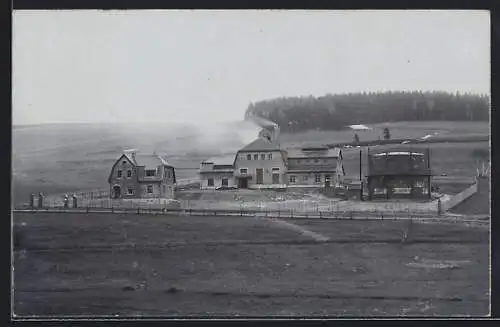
[
  {"xmin": 108, "ymin": 151, "xmax": 176, "ymax": 199},
  {"xmin": 199, "ymin": 155, "xmax": 236, "ymax": 190},
  {"xmin": 233, "ymin": 138, "xmax": 288, "ymax": 189},
  {"xmin": 366, "ymin": 147, "xmax": 432, "ymax": 200},
  {"xmin": 286, "ymin": 147, "xmax": 345, "ymax": 188}
]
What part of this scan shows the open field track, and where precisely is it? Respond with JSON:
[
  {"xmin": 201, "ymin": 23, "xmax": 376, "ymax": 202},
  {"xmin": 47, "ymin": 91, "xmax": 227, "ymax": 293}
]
[{"xmin": 13, "ymin": 212, "xmax": 489, "ymax": 317}]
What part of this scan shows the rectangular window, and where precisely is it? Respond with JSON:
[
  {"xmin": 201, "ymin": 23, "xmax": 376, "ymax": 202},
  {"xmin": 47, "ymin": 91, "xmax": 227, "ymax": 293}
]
[
  {"xmin": 127, "ymin": 188, "xmax": 134, "ymax": 195},
  {"xmin": 240, "ymin": 168, "xmax": 248, "ymax": 174},
  {"xmin": 289, "ymin": 175, "xmax": 296, "ymax": 184},
  {"xmin": 261, "ymin": 154, "xmax": 266, "ymax": 160},
  {"xmin": 268, "ymin": 153, "xmax": 272, "ymax": 160},
  {"xmin": 147, "ymin": 185, "xmax": 153, "ymax": 193},
  {"xmin": 222, "ymin": 178, "xmax": 228, "ymax": 186},
  {"xmin": 127, "ymin": 170, "xmax": 132, "ymax": 178},
  {"xmin": 315, "ymin": 174, "xmax": 321, "ymax": 183},
  {"xmin": 247, "ymin": 154, "xmax": 252, "ymax": 160},
  {"xmin": 117, "ymin": 170, "xmax": 122, "ymax": 178},
  {"xmin": 145, "ymin": 170, "xmax": 156, "ymax": 177},
  {"xmin": 301, "ymin": 175, "xmax": 308, "ymax": 181},
  {"xmin": 272, "ymin": 167, "xmax": 279, "ymax": 172},
  {"xmin": 208, "ymin": 178, "xmax": 214, "ymax": 186},
  {"xmin": 253, "ymin": 154, "xmax": 258, "ymax": 160}
]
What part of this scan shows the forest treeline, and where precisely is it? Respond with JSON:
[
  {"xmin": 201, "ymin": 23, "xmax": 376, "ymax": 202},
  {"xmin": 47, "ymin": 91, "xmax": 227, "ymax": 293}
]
[{"xmin": 244, "ymin": 91, "xmax": 489, "ymax": 133}]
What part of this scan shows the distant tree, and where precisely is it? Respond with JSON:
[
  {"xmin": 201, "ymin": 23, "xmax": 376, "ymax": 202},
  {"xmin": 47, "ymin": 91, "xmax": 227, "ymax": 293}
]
[
  {"xmin": 383, "ymin": 127, "xmax": 391, "ymax": 140},
  {"xmin": 353, "ymin": 133, "xmax": 360, "ymax": 143}
]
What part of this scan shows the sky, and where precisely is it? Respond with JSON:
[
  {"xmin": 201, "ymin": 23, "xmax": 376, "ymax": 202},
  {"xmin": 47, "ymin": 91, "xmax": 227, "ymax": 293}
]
[{"xmin": 12, "ymin": 10, "xmax": 490, "ymax": 125}]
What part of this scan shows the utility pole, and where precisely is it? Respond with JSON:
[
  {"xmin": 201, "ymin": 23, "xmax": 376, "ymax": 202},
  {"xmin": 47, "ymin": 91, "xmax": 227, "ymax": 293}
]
[{"xmin": 359, "ymin": 149, "xmax": 363, "ymax": 201}]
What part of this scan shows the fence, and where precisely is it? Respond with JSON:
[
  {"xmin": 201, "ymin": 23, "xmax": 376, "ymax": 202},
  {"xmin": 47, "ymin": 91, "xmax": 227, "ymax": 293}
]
[
  {"xmin": 439, "ymin": 180, "xmax": 479, "ymax": 212},
  {"xmin": 13, "ymin": 206, "xmax": 442, "ymax": 220}
]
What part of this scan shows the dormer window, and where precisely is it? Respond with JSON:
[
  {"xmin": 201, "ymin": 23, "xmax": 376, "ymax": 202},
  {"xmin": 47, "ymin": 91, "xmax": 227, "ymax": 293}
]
[{"xmin": 145, "ymin": 170, "xmax": 156, "ymax": 177}]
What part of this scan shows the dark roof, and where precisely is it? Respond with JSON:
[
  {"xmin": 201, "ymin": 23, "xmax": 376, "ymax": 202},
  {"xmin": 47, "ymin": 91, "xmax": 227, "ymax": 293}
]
[
  {"xmin": 286, "ymin": 147, "xmax": 340, "ymax": 159},
  {"xmin": 202, "ymin": 154, "xmax": 236, "ymax": 166},
  {"xmin": 238, "ymin": 137, "xmax": 281, "ymax": 152},
  {"xmin": 119, "ymin": 153, "xmax": 172, "ymax": 168}
]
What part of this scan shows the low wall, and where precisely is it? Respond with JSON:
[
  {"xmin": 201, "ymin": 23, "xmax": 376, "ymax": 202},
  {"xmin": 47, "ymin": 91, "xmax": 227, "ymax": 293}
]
[{"xmin": 440, "ymin": 180, "xmax": 478, "ymax": 212}]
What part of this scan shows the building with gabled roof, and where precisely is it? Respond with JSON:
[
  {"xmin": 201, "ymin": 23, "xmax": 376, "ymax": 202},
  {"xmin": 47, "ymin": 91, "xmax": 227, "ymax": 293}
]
[
  {"xmin": 233, "ymin": 136, "xmax": 288, "ymax": 189},
  {"xmin": 108, "ymin": 150, "xmax": 176, "ymax": 199}
]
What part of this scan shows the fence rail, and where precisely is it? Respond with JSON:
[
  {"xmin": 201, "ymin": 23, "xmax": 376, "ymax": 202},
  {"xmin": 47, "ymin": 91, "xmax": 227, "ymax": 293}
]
[{"xmin": 13, "ymin": 206, "xmax": 445, "ymax": 220}]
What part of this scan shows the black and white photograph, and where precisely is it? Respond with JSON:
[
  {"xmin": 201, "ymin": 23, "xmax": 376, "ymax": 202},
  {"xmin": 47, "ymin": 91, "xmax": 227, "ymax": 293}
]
[{"xmin": 12, "ymin": 10, "xmax": 491, "ymax": 318}]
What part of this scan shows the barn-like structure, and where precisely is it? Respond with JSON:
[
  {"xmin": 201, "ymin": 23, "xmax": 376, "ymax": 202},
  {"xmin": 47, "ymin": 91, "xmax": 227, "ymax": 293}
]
[{"xmin": 366, "ymin": 147, "xmax": 432, "ymax": 200}]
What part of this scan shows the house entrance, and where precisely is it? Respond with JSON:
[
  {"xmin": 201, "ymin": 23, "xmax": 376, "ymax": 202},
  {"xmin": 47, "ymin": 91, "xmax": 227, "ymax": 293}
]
[
  {"xmin": 238, "ymin": 178, "xmax": 248, "ymax": 189},
  {"xmin": 272, "ymin": 173, "xmax": 280, "ymax": 184},
  {"xmin": 256, "ymin": 168, "xmax": 264, "ymax": 184},
  {"xmin": 112, "ymin": 185, "xmax": 121, "ymax": 199},
  {"xmin": 324, "ymin": 175, "xmax": 331, "ymax": 188}
]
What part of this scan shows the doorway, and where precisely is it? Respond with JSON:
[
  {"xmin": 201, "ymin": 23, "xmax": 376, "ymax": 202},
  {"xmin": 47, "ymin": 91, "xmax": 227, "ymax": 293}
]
[
  {"xmin": 113, "ymin": 185, "xmax": 121, "ymax": 199},
  {"xmin": 256, "ymin": 168, "xmax": 264, "ymax": 184},
  {"xmin": 238, "ymin": 178, "xmax": 248, "ymax": 189},
  {"xmin": 324, "ymin": 175, "xmax": 331, "ymax": 188},
  {"xmin": 272, "ymin": 173, "xmax": 280, "ymax": 184}
]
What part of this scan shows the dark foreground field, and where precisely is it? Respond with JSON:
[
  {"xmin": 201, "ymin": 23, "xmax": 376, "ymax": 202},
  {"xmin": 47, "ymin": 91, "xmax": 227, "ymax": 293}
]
[{"xmin": 13, "ymin": 212, "xmax": 489, "ymax": 317}]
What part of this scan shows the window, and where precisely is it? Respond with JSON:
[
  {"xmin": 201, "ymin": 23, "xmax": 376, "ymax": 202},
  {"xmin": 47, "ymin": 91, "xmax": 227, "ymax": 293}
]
[
  {"xmin": 127, "ymin": 170, "xmax": 132, "ymax": 178},
  {"xmin": 127, "ymin": 188, "xmax": 134, "ymax": 195},
  {"xmin": 315, "ymin": 174, "xmax": 321, "ymax": 183},
  {"xmin": 166, "ymin": 170, "xmax": 171, "ymax": 178},
  {"xmin": 117, "ymin": 170, "xmax": 122, "ymax": 178},
  {"xmin": 253, "ymin": 154, "xmax": 258, "ymax": 160},
  {"xmin": 272, "ymin": 167, "xmax": 279, "ymax": 172},
  {"xmin": 147, "ymin": 185, "xmax": 153, "ymax": 194},
  {"xmin": 208, "ymin": 178, "xmax": 214, "ymax": 186},
  {"xmin": 145, "ymin": 170, "xmax": 156, "ymax": 177},
  {"xmin": 222, "ymin": 178, "xmax": 228, "ymax": 186},
  {"xmin": 301, "ymin": 175, "xmax": 308, "ymax": 181},
  {"xmin": 314, "ymin": 159, "xmax": 319, "ymax": 163},
  {"xmin": 240, "ymin": 168, "xmax": 248, "ymax": 174},
  {"xmin": 247, "ymin": 154, "xmax": 252, "ymax": 160},
  {"xmin": 268, "ymin": 153, "xmax": 272, "ymax": 160},
  {"xmin": 289, "ymin": 175, "xmax": 296, "ymax": 184},
  {"xmin": 122, "ymin": 161, "xmax": 127, "ymax": 165},
  {"xmin": 261, "ymin": 154, "xmax": 266, "ymax": 160},
  {"xmin": 162, "ymin": 185, "xmax": 166, "ymax": 193}
]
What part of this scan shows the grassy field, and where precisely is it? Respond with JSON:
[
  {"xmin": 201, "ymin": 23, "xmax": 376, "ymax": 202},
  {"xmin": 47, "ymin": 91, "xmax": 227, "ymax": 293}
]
[
  {"xmin": 13, "ymin": 212, "xmax": 489, "ymax": 317},
  {"xmin": 12, "ymin": 121, "xmax": 489, "ymax": 207}
]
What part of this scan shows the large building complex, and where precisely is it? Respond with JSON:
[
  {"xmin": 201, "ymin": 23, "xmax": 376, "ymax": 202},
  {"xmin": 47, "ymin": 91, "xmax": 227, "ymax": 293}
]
[{"xmin": 199, "ymin": 125, "xmax": 345, "ymax": 190}]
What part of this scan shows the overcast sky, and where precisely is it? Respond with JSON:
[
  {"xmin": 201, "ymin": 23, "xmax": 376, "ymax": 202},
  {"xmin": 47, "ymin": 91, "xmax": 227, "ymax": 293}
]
[{"xmin": 12, "ymin": 10, "xmax": 490, "ymax": 125}]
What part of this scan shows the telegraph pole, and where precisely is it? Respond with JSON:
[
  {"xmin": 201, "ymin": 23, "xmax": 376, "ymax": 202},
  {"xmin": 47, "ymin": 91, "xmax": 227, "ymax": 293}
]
[{"xmin": 359, "ymin": 149, "xmax": 363, "ymax": 201}]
